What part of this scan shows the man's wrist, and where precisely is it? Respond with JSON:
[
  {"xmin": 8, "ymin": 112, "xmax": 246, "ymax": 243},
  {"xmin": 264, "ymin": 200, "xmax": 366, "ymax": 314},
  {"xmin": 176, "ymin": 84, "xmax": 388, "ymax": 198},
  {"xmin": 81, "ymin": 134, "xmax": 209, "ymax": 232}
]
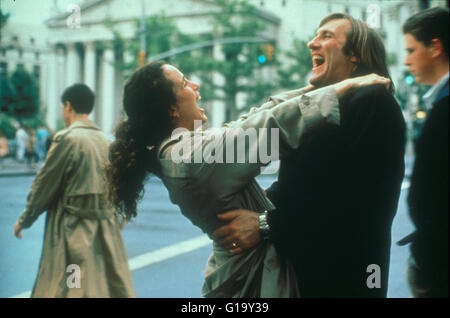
[{"xmin": 259, "ymin": 210, "xmax": 271, "ymax": 241}]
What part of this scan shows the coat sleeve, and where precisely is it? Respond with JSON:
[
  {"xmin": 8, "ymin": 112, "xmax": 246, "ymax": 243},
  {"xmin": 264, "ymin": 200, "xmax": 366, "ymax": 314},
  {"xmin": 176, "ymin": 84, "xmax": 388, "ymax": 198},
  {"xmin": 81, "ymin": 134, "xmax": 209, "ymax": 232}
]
[
  {"xmin": 265, "ymin": 181, "xmax": 280, "ymax": 207},
  {"xmin": 407, "ymin": 97, "xmax": 449, "ymax": 270},
  {"xmin": 161, "ymin": 85, "xmax": 340, "ymax": 199},
  {"xmin": 223, "ymin": 86, "xmax": 312, "ymax": 125},
  {"xmin": 17, "ymin": 135, "xmax": 75, "ymax": 229}
]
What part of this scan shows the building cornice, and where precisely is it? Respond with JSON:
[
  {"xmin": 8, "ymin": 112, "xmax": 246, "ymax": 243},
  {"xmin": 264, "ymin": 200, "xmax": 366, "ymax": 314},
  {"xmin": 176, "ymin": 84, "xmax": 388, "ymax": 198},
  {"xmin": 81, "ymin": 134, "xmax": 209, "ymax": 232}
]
[{"xmin": 45, "ymin": 0, "xmax": 280, "ymax": 28}]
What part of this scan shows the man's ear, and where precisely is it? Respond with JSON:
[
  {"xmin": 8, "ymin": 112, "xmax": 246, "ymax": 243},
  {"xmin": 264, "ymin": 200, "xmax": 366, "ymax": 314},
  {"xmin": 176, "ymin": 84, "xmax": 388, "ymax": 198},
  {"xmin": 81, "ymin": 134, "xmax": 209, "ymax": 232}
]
[
  {"xmin": 349, "ymin": 52, "xmax": 359, "ymax": 64},
  {"xmin": 348, "ymin": 53, "xmax": 359, "ymax": 73},
  {"xmin": 429, "ymin": 38, "xmax": 444, "ymax": 58},
  {"xmin": 65, "ymin": 101, "xmax": 73, "ymax": 112}
]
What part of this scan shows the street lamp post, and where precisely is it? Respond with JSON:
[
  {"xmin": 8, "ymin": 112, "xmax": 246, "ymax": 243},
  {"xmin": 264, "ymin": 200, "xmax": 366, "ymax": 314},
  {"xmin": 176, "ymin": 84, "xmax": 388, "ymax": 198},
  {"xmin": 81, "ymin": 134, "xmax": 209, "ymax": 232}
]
[
  {"xmin": 148, "ymin": 37, "xmax": 273, "ymax": 62},
  {"xmin": 138, "ymin": 0, "xmax": 146, "ymax": 67}
]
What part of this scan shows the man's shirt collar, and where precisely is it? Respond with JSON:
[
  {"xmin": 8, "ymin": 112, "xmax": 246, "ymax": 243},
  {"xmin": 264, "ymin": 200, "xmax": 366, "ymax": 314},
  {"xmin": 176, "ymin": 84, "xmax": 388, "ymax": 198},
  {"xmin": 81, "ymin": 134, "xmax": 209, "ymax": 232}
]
[{"xmin": 423, "ymin": 72, "xmax": 449, "ymax": 109}]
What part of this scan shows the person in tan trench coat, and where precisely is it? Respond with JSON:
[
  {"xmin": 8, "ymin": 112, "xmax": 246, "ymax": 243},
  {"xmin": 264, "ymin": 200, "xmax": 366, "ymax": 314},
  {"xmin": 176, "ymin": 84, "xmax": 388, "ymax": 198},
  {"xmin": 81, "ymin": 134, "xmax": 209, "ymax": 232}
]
[{"xmin": 14, "ymin": 84, "xmax": 135, "ymax": 298}]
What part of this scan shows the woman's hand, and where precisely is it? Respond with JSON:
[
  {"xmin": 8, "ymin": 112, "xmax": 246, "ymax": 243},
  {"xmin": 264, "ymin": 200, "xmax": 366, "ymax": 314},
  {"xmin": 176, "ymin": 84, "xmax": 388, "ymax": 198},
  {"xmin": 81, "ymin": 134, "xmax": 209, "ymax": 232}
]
[{"xmin": 334, "ymin": 73, "xmax": 391, "ymax": 98}]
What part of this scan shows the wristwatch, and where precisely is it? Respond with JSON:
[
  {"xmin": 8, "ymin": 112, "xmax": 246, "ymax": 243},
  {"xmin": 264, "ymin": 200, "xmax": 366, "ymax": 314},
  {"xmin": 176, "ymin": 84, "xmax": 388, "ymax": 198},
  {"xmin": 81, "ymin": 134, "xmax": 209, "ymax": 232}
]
[{"xmin": 259, "ymin": 210, "xmax": 271, "ymax": 241}]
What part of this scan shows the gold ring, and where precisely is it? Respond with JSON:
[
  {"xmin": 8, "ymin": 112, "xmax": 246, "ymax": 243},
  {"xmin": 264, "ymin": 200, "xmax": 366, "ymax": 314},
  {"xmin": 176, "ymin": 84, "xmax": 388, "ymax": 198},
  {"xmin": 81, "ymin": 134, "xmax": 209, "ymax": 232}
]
[{"xmin": 232, "ymin": 242, "xmax": 238, "ymax": 248}]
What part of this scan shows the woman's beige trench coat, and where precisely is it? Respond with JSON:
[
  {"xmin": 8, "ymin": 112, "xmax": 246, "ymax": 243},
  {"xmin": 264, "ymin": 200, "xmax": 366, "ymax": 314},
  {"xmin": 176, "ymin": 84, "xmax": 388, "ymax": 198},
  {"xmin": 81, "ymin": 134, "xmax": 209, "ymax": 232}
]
[{"xmin": 17, "ymin": 119, "xmax": 135, "ymax": 297}]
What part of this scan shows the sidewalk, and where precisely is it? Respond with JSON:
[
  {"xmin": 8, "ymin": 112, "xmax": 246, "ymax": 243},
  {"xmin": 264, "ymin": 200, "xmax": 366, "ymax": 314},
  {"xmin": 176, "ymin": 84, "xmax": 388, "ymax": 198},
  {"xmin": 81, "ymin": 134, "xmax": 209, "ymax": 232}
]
[{"xmin": 0, "ymin": 157, "xmax": 43, "ymax": 177}]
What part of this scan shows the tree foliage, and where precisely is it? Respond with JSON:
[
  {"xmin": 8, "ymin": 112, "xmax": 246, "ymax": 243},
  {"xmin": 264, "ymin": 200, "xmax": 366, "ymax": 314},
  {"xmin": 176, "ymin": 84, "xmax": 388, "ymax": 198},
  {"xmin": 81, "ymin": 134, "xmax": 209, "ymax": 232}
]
[
  {"xmin": 107, "ymin": 0, "xmax": 314, "ymax": 124},
  {"xmin": 276, "ymin": 37, "xmax": 313, "ymax": 90},
  {"xmin": 1, "ymin": 65, "xmax": 40, "ymax": 119},
  {"xmin": 0, "ymin": 9, "xmax": 9, "ymax": 25},
  {"xmin": 107, "ymin": 14, "xmax": 203, "ymax": 76}
]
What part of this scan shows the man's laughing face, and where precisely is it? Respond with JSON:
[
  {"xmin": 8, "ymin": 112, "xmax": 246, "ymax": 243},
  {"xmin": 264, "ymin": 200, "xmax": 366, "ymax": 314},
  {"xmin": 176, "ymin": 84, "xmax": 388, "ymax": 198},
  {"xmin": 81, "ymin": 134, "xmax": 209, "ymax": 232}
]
[{"xmin": 307, "ymin": 18, "xmax": 358, "ymax": 87}]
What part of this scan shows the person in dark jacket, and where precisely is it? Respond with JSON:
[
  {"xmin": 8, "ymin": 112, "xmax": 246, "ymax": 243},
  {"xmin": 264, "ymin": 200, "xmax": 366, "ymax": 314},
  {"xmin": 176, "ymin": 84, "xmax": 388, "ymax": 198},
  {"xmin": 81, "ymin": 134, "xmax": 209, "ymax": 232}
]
[
  {"xmin": 213, "ymin": 13, "xmax": 406, "ymax": 298},
  {"xmin": 399, "ymin": 7, "xmax": 449, "ymax": 298}
]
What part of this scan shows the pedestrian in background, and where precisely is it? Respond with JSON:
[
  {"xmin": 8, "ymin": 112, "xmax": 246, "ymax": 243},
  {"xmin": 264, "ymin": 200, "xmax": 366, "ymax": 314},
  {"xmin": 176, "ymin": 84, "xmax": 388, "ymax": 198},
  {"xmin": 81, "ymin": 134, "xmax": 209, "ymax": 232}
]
[
  {"xmin": 14, "ymin": 83, "xmax": 135, "ymax": 298},
  {"xmin": 25, "ymin": 128, "xmax": 39, "ymax": 169},
  {"xmin": 399, "ymin": 6, "xmax": 449, "ymax": 298},
  {"xmin": 15, "ymin": 125, "xmax": 27, "ymax": 162},
  {"xmin": 0, "ymin": 131, "xmax": 8, "ymax": 168},
  {"xmin": 45, "ymin": 126, "xmax": 54, "ymax": 156},
  {"xmin": 36, "ymin": 125, "xmax": 50, "ymax": 161}
]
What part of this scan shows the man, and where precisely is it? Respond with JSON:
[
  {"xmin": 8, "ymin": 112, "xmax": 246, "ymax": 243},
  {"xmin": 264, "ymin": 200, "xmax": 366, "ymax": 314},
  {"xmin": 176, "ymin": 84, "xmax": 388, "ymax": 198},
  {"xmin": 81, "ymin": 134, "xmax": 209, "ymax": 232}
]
[
  {"xmin": 14, "ymin": 84, "xmax": 135, "ymax": 297},
  {"xmin": 213, "ymin": 13, "xmax": 406, "ymax": 297},
  {"xmin": 399, "ymin": 7, "xmax": 448, "ymax": 298},
  {"xmin": 36, "ymin": 125, "xmax": 51, "ymax": 161}
]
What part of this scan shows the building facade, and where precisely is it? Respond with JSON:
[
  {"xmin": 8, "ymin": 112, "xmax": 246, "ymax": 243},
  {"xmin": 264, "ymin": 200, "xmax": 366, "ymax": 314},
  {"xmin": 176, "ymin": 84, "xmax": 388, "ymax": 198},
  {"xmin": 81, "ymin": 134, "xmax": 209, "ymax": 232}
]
[
  {"xmin": 2, "ymin": 0, "xmax": 447, "ymax": 133},
  {"xmin": 42, "ymin": 0, "xmax": 280, "ymax": 131}
]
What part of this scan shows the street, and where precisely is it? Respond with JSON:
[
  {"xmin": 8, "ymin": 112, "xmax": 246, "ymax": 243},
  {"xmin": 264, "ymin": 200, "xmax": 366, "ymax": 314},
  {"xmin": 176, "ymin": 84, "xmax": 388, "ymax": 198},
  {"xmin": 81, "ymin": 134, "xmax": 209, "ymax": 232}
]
[{"xmin": 0, "ymin": 173, "xmax": 414, "ymax": 298}]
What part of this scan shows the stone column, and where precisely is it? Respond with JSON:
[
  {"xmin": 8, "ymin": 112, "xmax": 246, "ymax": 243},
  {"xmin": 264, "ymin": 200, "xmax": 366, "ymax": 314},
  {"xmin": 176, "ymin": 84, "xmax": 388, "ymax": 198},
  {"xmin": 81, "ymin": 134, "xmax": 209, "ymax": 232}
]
[
  {"xmin": 38, "ymin": 53, "xmax": 47, "ymax": 116},
  {"xmin": 84, "ymin": 42, "xmax": 96, "ymax": 121},
  {"xmin": 46, "ymin": 46, "xmax": 59, "ymax": 130},
  {"xmin": 5, "ymin": 49, "xmax": 19, "ymax": 74},
  {"xmin": 23, "ymin": 51, "xmax": 35, "ymax": 74},
  {"xmin": 100, "ymin": 48, "xmax": 115, "ymax": 134},
  {"xmin": 65, "ymin": 43, "xmax": 80, "ymax": 87},
  {"xmin": 51, "ymin": 45, "xmax": 67, "ymax": 128},
  {"xmin": 84, "ymin": 42, "xmax": 96, "ymax": 91}
]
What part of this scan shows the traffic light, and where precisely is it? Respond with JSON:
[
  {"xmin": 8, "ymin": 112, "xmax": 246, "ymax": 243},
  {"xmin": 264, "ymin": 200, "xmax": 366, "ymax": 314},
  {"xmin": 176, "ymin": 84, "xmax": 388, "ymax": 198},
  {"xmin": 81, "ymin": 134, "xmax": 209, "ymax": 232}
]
[
  {"xmin": 266, "ymin": 44, "xmax": 274, "ymax": 61},
  {"xmin": 405, "ymin": 75, "xmax": 414, "ymax": 85},
  {"xmin": 138, "ymin": 49, "xmax": 146, "ymax": 67},
  {"xmin": 257, "ymin": 49, "xmax": 267, "ymax": 64},
  {"xmin": 257, "ymin": 44, "xmax": 275, "ymax": 64},
  {"xmin": 403, "ymin": 71, "xmax": 414, "ymax": 85},
  {"xmin": 416, "ymin": 110, "xmax": 426, "ymax": 119}
]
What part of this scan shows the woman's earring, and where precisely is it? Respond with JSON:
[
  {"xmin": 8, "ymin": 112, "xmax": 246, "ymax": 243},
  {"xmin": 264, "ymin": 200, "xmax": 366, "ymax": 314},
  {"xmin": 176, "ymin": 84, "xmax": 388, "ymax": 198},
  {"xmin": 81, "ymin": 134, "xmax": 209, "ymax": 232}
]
[{"xmin": 170, "ymin": 108, "xmax": 180, "ymax": 119}]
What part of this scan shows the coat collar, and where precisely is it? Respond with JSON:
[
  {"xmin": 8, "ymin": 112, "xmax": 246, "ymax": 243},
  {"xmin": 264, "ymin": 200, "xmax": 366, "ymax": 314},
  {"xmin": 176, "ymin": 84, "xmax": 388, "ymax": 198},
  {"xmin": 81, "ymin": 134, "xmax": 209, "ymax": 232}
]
[
  {"xmin": 68, "ymin": 119, "xmax": 102, "ymax": 131},
  {"xmin": 435, "ymin": 79, "xmax": 449, "ymax": 103},
  {"xmin": 423, "ymin": 72, "xmax": 449, "ymax": 108}
]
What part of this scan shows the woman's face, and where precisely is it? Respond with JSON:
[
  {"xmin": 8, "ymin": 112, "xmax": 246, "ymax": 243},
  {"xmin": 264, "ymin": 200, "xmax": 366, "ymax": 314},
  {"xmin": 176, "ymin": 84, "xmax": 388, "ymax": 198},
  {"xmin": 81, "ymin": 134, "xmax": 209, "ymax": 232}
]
[{"xmin": 163, "ymin": 64, "xmax": 207, "ymax": 131}]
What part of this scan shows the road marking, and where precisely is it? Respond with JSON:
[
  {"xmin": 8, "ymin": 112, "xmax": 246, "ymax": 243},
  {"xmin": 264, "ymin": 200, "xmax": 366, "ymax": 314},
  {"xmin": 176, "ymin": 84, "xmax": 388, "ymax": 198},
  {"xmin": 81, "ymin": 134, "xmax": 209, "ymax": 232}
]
[
  {"xmin": 128, "ymin": 234, "xmax": 211, "ymax": 271},
  {"xmin": 9, "ymin": 180, "xmax": 411, "ymax": 298},
  {"xmin": 9, "ymin": 234, "xmax": 212, "ymax": 298},
  {"xmin": 10, "ymin": 291, "xmax": 31, "ymax": 298}
]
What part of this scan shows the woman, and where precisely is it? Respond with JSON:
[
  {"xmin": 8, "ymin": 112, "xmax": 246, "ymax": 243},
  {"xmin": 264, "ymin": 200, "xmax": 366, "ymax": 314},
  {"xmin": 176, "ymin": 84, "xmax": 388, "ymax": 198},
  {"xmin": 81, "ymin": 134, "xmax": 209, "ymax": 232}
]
[
  {"xmin": 108, "ymin": 61, "xmax": 390, "ymax": 297},
  {"xmin": 0, "ymin": 131, "xmax": 8, "ymax": 167},
  {"xmin": 25, "ymin": 128, "xmax": 39, "ymax": 169}
]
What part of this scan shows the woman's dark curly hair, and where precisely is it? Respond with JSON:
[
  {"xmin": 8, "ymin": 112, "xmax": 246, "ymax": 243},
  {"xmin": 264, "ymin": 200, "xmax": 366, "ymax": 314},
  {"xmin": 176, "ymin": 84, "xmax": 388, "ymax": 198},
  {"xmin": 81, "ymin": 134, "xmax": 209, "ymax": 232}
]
[{"xmin": 108, "ymin": 61, "xmax": 177, "ymax": 220}]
